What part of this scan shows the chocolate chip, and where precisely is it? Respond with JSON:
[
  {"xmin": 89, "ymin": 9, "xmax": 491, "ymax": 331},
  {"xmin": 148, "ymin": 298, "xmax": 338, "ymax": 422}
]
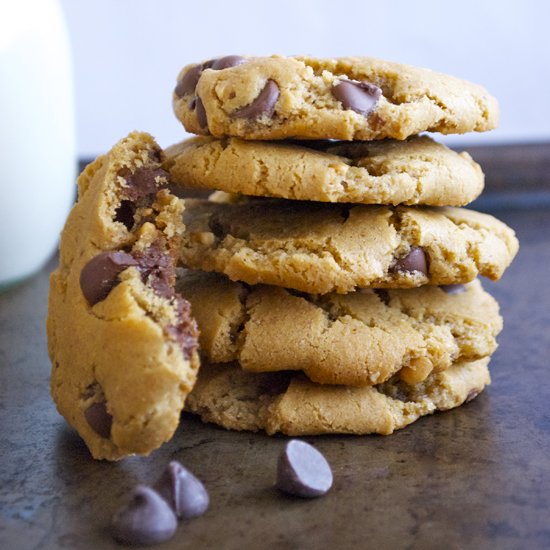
[
  {"xmin": 276, "ymin": 440, "xmax": 333, "ymax": 498},
  {"xmin": 233, "ymin": 80, "xmax": 279, "ymax": 120},
  {"xmin": 84, "ymin": 401, "xmax": 112, "ymax": 439},
  {"xmin": 440, "ymin": 284, "xmax": 466, "ymax": 295},
  {"xmin": 155, "ymin": 461, "xmax": 209, "ymax": 519},
  {"xmin": 210, "ymin": 55, "xmax": 246, "ymax": 70},
  {"xmin": 111, "ymin": 486, "xmax": 177, "ymax": 546},
  {"xmin": 131, "ymin": 242, "xmax": 175, "ymax": 299},
  {"xmin": 174, "ymin": 64, "xmax": 204, "ymax": 98},
  {"xmin": 174, "ymin": 59, "xmax": 218, "ymax": 98},
  {"xmin": 165, "ymin": 297, "xmax": 199, "ymax": 359},
  {"xmin": 195, "ymin": 97, "xmax": 208, "ymax": 130},
  {"xmin": 114, "ymin": 200, "xmax": 136, "ymax": 230},
  {"xmin": 121, "ymin": 167, "xmax": 169, "ymax": 202},
  {"xmin": 80, "ymin": 251, "xmax": 138, "ymax": 306},
  {"xmin": 331, "ymin": 79, "xmax": 382, "ymax": 116},
  {"xmin": 391, "ymin": 247, "xmax": 429, "ymax": 276},
  {"xmin": 374, "ymin": 289, "xmax": 390, "ymax": 306}
]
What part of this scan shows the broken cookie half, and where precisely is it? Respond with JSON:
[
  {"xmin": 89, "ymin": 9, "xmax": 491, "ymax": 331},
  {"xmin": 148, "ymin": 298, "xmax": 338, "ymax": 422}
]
[{"xmin": 47, "ymin": 132, "xmax": 200, "ymax": 460}]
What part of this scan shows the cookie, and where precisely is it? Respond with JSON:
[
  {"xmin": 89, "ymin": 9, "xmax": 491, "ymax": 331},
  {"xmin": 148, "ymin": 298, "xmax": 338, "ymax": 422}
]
[
  {"xmin": 164, "ymin": 136, "xmax": 484, "ymax": 207},
  {"xmin": 185, "ymin": 358, "xmax": 491, "ymax": 436},
  {"xmin": 173, "ymin": 55, "xmax": 498, "ymax": 141},
  {"xmin": 47, "ymin": 132, "xmax": 200, "ymax": 461},
  {"xmin": 180, "ymin": 199, "xmax": 519, "ymax": 294},
  {"xmin": 177, "ymin": 271, "xmax": 501, "ymax": 386}
]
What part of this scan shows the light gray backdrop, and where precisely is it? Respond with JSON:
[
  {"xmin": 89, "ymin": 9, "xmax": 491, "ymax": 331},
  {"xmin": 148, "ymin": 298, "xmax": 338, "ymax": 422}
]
[{"xmin": 60, "ymin": 0, "xmax": 550, "ymax": 157}]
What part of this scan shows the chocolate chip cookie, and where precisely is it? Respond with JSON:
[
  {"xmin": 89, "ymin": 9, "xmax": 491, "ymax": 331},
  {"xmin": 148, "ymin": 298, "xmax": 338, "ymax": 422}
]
[
  {"xmin": 179, "ymin": 198, "xmax": 519, "ymax": 294},
  {"xmin": 164, "ymin": 135, "xmax": 484, "ymax": 207},
  {"xmin": 185, "ymin": 358, "xmax": 491, "ymax": 436},
  {"xmin": 47, "ymin": 132, "xmax": 200, "ymax": 460},
  {"xmin": 173, "ymin": 55, "xmax": 498, "ymax": 141},
  {"xmin": 177, "ymin": 271, "xmax": 501, "ymax": 386}
]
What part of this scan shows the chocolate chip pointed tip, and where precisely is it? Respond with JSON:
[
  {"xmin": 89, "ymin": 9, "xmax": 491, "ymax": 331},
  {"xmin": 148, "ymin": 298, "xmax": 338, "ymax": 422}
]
[
  {"xmin": 111, "ymin": 485, "xmax": 177, "ymax": 546},
  {"xmin": 276, "ymin": 440, "xmax": 333, "ymax": 498},
  {"xmin": 155, "ymin": 461, "xmax": 209, "ymax": 519}
]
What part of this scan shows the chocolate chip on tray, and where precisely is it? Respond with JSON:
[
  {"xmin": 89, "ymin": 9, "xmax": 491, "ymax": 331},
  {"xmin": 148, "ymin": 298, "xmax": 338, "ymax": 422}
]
[
  {"xmin": 155, "ymin": 461, "xmax": 209, "ymax": 519},
  {"xmin": 276, "ymin": 440, "xmax": 333, "ymax": 498},
  {"xmin": 440, "ymin": 283, "xmax": 466, "ymax": 295},
  {"xmin": 332, "ymin": 79, "xmax": 382, "ymax": 116},
  {"xmin": 84, "ymin": 401, "xmax": 112, "ymax": 439},
  {"xmin": 233, "ymin": 80, "xmax": 280, "ymax": 120},
  {"xmin": 80, "ymin": 251, "xmax": 138, "ymax": 306},
  {"xmin": 111, "ymin": 485, "xmax": 177, "ymax": 546},
  {"xmin": 391, "ymin": 246, "xmax": 429, "ymax": 276}
]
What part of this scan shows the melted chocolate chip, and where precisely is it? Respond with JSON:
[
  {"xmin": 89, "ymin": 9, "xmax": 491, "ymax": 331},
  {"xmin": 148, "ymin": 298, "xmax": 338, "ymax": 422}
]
[
  {"xmin": 80, "ymin": 251, "xmax": 138, "ymax": 306},
  {"xmin": 332, "ymin": 79, "xmax": 382, "ymax": 116},
  {"xmin": 256, "ymin": 373, "xmax": 291, "ymax": 397},
  {"xmin": 233, "ymin": 80, "xmax": 280, "ymax": 120},
  {"xmin": 111, "ymin": 486, "xmax": 177, "ymax": 546},
  {"xmin": 391, "ymin": 247, "xmax": 429, "ymax": 276},
  {"xmin": 120, "ymin": 167, "xmax": 169, "ymax": 201},
  {"xmin": 174, "ymin": 59, "xmax": 217, "ymax": 98},
  {"xmin": 374, "ymin": 289, "xmax": 390, "ymax": 306},
  {"xmin": 155, "ymin": 461, "xmax": 209, "ymax": 519},
  {"xmin": 114, "ymin": 200, "xmax": 136, "ymax": 230},
  {"xmin": 84, "ymin": 401, "xmax": 112, "ymax": 438},
  {"xmin": 440, "ymin": 284, "xmax": 466, "ymax": 295},
  {"xmin": 131, "ymin": 242, "xmax": 175, "ymax": 299},
  {"xmin": 210, "ymin": 55, "xmax": 246, "ymax": 70},
  {"xmin": 195, "ymin": 97, "xmax": 208, "ymax": 130},
  {"xmin": 174, "ymin": 64, "xmax": 204, "ymax": 98},
  {"xmin": 276, "ymin": 440, "xmax": 333, "ymax": 498},
  {"xmin": 166, "ymin": 296, "xmax": 199, "ymax": 359}
]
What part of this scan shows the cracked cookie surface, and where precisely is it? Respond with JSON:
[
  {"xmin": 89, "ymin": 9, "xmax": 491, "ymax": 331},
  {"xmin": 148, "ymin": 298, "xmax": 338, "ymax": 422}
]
[
  {"xmin": 47, "ymin": 132, "xmax": 200, "ymax": 460},
  {"xmin": 165, "ymin": 136, "xmax": 484, "ymax": 207},
  {"xmin": 185, "ymin": 358, "xmax": 491, "ymax": 436},
  {"xmin": 177, "ymin": 272, "xmax": 501, "ymax": 386},
  {"xmin": 173, "ymin": 55, "xmax": 499, "ymax": 141},
  {"xmin": 180, "ymin": 198, "xmax": 519, "ymax": 294}
]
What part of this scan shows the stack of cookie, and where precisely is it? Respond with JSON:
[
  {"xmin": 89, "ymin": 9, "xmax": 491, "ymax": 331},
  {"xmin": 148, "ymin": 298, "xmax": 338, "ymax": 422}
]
[
  {"xmin": 47, "ymin": 55, "xmax": 519, "ymax": 461},
  {"xmin": 166, "ymin": 55, "xmax": 519, "ymax": 436}
]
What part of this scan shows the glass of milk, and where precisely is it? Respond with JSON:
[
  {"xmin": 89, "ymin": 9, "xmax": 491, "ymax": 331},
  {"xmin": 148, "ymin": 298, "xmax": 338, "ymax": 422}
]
[{"xmin": 0, "ymin": 0, "xmax": 76, "ymax": 291}]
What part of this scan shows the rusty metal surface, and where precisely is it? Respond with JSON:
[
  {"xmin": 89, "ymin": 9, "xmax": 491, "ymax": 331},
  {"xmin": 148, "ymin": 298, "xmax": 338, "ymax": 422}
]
[{"xmin": 1, "ymin": 207, "xmax": 549, "ymax": 550}]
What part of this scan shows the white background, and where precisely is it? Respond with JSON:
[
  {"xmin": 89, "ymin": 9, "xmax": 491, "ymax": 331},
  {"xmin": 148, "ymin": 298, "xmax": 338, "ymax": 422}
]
[{"xmin": 60, "ymin": 0, "xmax": 550, "ymax": 157}]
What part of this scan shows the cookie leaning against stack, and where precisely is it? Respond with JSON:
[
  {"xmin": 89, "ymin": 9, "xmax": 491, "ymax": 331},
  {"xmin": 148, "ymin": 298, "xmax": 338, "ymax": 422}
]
[{"xmin": 167, "ymin": 54, "xmax": 518, "ymax": 435}]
